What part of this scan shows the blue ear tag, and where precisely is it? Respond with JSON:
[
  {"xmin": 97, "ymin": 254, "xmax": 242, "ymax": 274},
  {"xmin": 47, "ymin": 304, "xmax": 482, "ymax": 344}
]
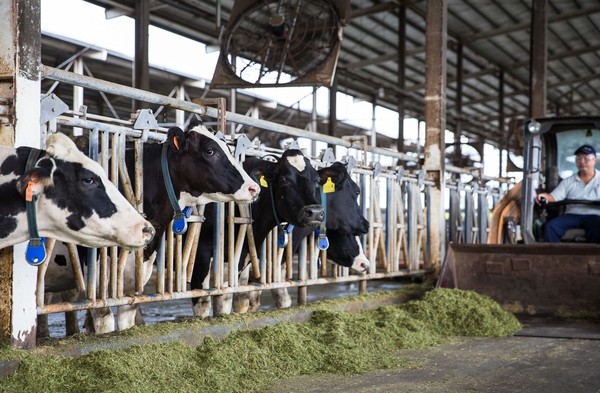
[
  {"xmin": 26, "ymin": 237, "xmax": 47, "ymax": 266},
  {"xmin": 172, "ymin": 216, "xmax": 188, "ymax": 235},
  {"xmin": 317, "ymin": 234, "xmax": 329, "ymax": 251}
]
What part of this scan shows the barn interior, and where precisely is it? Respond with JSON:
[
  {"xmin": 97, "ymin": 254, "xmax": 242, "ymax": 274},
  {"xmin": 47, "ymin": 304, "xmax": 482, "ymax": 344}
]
[{"xmin": 40, "ymin": 0, "xmax": 600, "ymax": 172}]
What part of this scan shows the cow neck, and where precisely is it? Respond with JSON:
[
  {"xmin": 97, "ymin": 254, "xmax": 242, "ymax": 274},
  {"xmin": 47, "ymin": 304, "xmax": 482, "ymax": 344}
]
[
  {"xmin": 268, "ymin": 183, "xmax": 293, "ymax": 248},
  {"xmin": 25, "ymin": 148, "xmax": 47, "ymax": 266},
  {"xmin": 160, "ymin": 143, "xmax": 188, "ymax": 235}
]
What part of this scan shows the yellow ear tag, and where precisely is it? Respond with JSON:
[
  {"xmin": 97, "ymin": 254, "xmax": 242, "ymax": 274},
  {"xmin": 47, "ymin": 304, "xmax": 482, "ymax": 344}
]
[
  {"xmin": 323, "ymin": 177, "xmax": 335, "ymax": 193},
  {"xmin": 260, "ymin": 175, "xmax": 268, "ymax": 188},
  {"xmin": 25, "ymin": 180, "xmax": 34, "ymax": 202}
]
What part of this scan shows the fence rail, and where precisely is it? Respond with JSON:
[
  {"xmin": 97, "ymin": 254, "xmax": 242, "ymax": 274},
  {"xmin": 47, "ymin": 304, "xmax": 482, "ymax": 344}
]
[{"xmin": 34, "ymin": 66, "xmax": 512, "ymax": 335}]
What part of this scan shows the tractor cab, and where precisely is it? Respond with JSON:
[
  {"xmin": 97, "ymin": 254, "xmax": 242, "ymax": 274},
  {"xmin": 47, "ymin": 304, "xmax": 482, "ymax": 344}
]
[
  {"xmin": 439, "ymin": 116, "xmax": 600, "ymax": 316},
  {"xmin": 521, "ymin": 116, "xmax": 600, "ymax": 244}
]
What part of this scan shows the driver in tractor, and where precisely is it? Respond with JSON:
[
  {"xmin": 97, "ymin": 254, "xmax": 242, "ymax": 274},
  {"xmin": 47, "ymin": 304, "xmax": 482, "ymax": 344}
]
[{"xmin": 535, "ymin": 144, "xmax": 600, "ymax": 243}]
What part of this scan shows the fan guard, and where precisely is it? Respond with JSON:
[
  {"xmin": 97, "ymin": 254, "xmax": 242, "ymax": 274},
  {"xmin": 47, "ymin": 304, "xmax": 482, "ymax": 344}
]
[{"xmin": 211, "ymin": 0, "xmax": 350, "ymax": 88}]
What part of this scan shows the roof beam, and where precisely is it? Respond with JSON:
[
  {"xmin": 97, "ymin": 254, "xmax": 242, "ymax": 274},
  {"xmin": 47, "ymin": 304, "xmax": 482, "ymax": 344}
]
[
  {"xmin": 464, "ymin": 5, "xmax": 600, "ymax": 43},
  {"xmin": 351, "ymin": 2, "xmax": 398, "ymax": 19}
]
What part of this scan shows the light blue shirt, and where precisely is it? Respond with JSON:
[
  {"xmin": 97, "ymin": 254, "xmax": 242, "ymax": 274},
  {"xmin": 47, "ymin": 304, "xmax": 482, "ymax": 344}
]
[{"xmin": 551, "ymin": 170, "xmax": 600, "ymax": 215}]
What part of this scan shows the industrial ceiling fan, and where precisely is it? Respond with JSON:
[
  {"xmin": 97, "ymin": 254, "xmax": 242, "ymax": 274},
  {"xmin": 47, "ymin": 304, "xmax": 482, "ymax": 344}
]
[{"xmin": 211, "ymin": 0, "xmax": 351, "ymax": 88}]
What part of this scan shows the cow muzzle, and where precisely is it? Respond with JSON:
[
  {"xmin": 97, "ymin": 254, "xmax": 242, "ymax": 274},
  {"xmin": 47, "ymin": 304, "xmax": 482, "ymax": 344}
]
[{"xmin": 297, "ymin": 204, "xmax": 324, "ymax": 227}]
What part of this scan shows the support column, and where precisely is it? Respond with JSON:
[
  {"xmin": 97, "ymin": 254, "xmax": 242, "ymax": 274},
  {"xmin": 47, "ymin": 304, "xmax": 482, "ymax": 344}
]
[
  {"xmin": 133, "ymin": 0, "xmax": 150, "ymax": 111},
  {"xmin": 0, "ymin": 0, "xmax": 42, "ymax": 348},
  {"xmin": 453, "ymin": 43, "xmax": 463, "ymax": 167},
  {"xmin": 529, "ymin": 0, "xmax": 547, "ymax": 118},
  {"xmin": 397, "ymin": 4, "xmax": 406, "ymax": 155},
  {"xmin": 423, "ymin": 0, "xmax": 447, "ymax": 272}
]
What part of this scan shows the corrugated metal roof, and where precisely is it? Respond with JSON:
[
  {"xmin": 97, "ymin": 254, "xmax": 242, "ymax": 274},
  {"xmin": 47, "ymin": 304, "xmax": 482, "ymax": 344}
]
[{"xmin": 42, "ymin": 0, "xmax": 600, "ymax": 153}]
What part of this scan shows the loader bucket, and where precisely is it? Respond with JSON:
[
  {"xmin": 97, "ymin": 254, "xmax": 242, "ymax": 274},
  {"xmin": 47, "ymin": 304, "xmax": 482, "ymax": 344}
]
[{"xmin": 438, "ymin": 243, "xmax": 600, "ymax": 315}]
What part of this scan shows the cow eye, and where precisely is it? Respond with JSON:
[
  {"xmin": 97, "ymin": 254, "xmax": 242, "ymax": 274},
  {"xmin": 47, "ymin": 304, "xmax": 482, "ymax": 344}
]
[
  {"xmin": 205, "ymin": 148, "xmax": 215, "ymax": 157},
  {"xmin": 82, "ymin": 177, "xmax": 95, "ymax": 186}
]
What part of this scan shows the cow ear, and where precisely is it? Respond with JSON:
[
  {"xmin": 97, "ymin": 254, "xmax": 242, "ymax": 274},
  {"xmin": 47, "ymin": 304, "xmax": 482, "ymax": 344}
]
[
  {"xmin": 167, "ymin": 127, "xmax": 186, "ymax": 151},
  {"xmin": 249, "ymin": 166, "xmax": 273, "ymax": 188},
  {"xmin": 16, "ymin": 167, "xmax": 52, "ymax": 200},
  {"xmin": 185, "ymin": 118, "xmax": 204, "ymax": 132},
  {"xmin": 319, "ymin": 164, "xmax": 344, "ymax": 185}
]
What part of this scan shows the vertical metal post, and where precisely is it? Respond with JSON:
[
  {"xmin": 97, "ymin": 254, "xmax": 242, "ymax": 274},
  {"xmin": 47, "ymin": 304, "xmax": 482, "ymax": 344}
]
[
  {"xmin": 498, "ymin": 70, "xmax": 506, "ymax": 178},
  {"xmin": 360, "ymin": 173, "xmax": 368, "ymax": 251},
  {"xmin": 448, "ymin": 185, "xmax": 459, "ymax": 243},
  {"xmin": 213, "ymin": 203, "xmax": 225, "ymax": 315},
  {"xmin": 328, "ymin": 75, "xmax": 337, "ymax": 153},
  {"xmin": 134, "ymin": 140, "xmax": 144, "ymax": 293},
  {"xmin": 0, "ymin": 0, "xmax": 42, "ymax": 349},
  {"xmin": 176, "ymin": 85, "xmax": 185, "ymax": 127},
  {"xmin": 423, "ymin": 0, "xmax": 447, "ymax": 272},
  {"xmin": 464, "ymin": 188, "xmax": 473, "ymax": 244},
  {"xmin": 229, "ymin": 89, "xmax": 236, "ymax": 135},
  {"xmin": 371, "ymin": 97, "xmax": 377, "ymax": 149},
  {"xmin": 311, "ymin": 86, "xmax": 317, "ymax": 157},
  {"xmin": 478, "ymin": 191, "xmax": 488, "ymax": 244},
  {"xmin": 385, "ymin": 178, "xmax": 393, "ymax": 267},
  {"xmin": 73, "ymin": 57, "xmax": 84, "ymax": 136},
  {"xmin": 297, "ymin": 239, "xmax": 307, "ymax": 305}
]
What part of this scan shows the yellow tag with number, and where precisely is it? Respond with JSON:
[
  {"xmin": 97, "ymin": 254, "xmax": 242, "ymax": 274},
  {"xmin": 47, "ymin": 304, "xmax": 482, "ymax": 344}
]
[
  {"xmin": 260, "ymin": 175, "xmax": 268, "ymax": 188},
  {"xmin": 323, "ymin": 177, "xmax": 335, "ymax": 193}
]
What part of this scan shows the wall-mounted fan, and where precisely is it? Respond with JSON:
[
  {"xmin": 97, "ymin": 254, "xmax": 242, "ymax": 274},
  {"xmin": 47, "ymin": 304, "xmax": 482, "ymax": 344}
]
[{"xmin": 210, "ymin": 0, "xmax": 351, "ymax": 88}]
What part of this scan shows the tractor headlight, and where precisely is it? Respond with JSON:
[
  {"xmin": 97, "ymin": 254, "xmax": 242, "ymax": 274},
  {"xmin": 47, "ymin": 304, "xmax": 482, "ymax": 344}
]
[{"xmin": 527, "ymin": 120, "xmax": 542, "ymax": 134}]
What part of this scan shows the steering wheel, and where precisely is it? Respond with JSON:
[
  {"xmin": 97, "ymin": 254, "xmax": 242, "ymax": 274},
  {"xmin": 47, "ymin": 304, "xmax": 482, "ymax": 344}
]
[{"xmin": 542, "ymin": 198, "xmax": 600, "ymax": 208}]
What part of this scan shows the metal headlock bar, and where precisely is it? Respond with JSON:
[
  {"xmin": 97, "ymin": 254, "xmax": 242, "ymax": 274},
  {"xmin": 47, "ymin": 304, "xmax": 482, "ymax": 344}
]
[{"xmin": 35, "ymin": 66, "xmax": 513, "ymax": 334}]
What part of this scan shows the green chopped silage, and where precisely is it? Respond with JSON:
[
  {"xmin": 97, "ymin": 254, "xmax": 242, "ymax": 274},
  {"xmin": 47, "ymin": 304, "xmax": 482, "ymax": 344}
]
[
  {"xmin": 402, "ymin": 288, "xmax": 522, "ymax": 336},
  {"xmin": 0, "ymin": 288, "xmax": 521, "ymax": 393}
]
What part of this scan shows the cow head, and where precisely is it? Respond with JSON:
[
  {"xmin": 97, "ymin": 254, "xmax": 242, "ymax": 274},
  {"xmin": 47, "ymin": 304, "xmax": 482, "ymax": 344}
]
[
  {"xmin": 166, "ymin": 123, "xmax": 259, "ymax": 205},
  {"xmin": 12, "ymin": 133, "xmax": 154, "ymax": 249},
  {"xmin": 325, "ymin": 230, "xmax": 369, "ymax": 273},
  {"xmin": 253, "ymin": 150, "xmax": 324, "ymax": 228},
  {"xmin": 319, "ymin": 162, "xmax": 369, "ymax": 235}
]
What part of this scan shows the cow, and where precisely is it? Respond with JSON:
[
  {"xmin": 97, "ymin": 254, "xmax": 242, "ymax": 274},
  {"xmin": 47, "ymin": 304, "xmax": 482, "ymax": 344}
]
[
  {"xmin": 43, "ymin": 122, "xmax": 260, "ymax": 334},
  {"xmin": 190, "ymin": 149, "xmax": 325, "ymax": 317},
  {"xmin": 0, "ymin": 132, "xmax": 155, "ymax": 252},
  {"xmin": 320, "ymin": 230, "xmax": 369, "ymax": 273},
  {"xmin": 261, "ymin": 161, "xmax": 370, "ymax": 309},
  {"xmin": 191, "ymin": 160, "xmax": 369, "ymax": 316}
]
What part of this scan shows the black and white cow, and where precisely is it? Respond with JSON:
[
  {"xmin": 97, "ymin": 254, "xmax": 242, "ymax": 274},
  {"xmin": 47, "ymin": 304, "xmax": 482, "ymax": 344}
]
[
  {"xmin": 190, "ymin": 149, "xmax": 325, "ymax": 316},
  {"xmin": 320, "ymin": 230, "xmax": 369, "ymax": 272},
  {"xmin": 265, "ymin": 162, "xmax": 370, "ymax": 309},
  {"xmin": 44, "ymin": 123, "xmax": 260, "ymax": 334},
  {"xmin": 291, "ymin": 162, "xmax": 370, "ymax": 270},
  {"xmin": 0, "ymin": 132, "xmax": 155, "ymax": 250}
]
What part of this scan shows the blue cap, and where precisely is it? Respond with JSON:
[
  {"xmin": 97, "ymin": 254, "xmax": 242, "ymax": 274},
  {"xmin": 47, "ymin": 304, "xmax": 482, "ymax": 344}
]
[{"xmin": 574, "ymin": 144, "xmax": 596, "ymax": 156}]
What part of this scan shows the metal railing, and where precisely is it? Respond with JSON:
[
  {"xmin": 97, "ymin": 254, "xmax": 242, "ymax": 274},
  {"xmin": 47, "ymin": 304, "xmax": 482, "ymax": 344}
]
[{"xmin": 35, "ymin": 66, "xmax": 512, "ymax": 333}]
